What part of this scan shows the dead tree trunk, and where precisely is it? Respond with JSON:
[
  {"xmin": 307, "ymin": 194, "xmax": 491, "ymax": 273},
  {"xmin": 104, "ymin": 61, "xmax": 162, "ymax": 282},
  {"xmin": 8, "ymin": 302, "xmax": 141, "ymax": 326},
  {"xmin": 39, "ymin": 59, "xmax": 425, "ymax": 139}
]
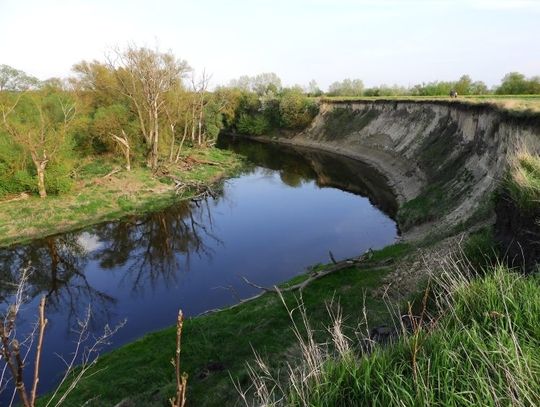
[
  {"xmin": 197, "ymin": 107, "xmax": 203, "ymax": 146},
  {"xmin": 111, "ymin": 130, "xmax": 131, "ymax": 171},
  {"xmin": 152, "ymin": 101, "xmax": 160, "ymax": 169},
  {"xmin": 169, "ymin": 123, "xmax": 176, "ymax": 162},
  {"xmin": 175, "ymin": 123, "xmax": 189, "ymax": 163},
  {"xmin": 31, "ymin": 155, "xmax": 48, "ymax": 199}
]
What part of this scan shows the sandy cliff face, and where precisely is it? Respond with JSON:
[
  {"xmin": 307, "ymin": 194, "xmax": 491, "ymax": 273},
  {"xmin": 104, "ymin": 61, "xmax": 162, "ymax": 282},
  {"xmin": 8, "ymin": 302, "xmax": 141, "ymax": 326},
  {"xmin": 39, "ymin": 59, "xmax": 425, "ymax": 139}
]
[{"xmin": 287, "ymin": 100, "xmax": 540, "ymax": 235}]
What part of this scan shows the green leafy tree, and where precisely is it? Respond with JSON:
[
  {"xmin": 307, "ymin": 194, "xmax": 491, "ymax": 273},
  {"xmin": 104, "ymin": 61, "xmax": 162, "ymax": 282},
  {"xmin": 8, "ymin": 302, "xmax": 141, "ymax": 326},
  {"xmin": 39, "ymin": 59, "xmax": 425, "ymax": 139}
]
[
  {"xmin": 307, "ymin": 80, "xmax": 323, "ymax": 97},
  {"xmin": 469, "ymin": 80, "xmax": 489, "ymax": 95},
  {"xmin": 455, "ymin": 75, "xmax": 473, "ymax": 95},
  {"xmin": 279, "ymin": 89, "xmax": 319, "ymax": 129},
  {"xmin": 251, "ymin": 73, "xmax": 282, "ymax": 96},
  {"xmin": 496, "ymin": 72, "xmax": 531, "ymax": 94},
  {"xmin": 71, "ymin": 60, "xmax": 120, "ymax": 108},
  {"xmin": 0, "ymin": 89, "xmax": 77, "ymax": 198},
  {"xmin": 327, "ymin": 79, "xmax": 364, "ymax": 96},
  {"xmin": 0, "ymin": 64, "xmax": 40, "ymax": 91}
]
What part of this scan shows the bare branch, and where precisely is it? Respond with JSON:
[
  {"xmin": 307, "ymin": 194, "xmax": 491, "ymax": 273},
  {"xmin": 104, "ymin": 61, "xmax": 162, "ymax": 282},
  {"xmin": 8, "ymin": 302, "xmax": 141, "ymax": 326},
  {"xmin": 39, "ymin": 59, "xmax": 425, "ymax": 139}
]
[{"xmin": 30, "ymin": 297, "xmax": 47, "ymax": 406}]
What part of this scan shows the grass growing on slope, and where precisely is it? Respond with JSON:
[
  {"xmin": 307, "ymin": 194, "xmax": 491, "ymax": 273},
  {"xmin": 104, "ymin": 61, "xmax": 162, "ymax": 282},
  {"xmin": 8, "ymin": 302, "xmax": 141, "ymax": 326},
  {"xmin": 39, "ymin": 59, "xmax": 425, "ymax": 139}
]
[
  {"xmin": 38, "ymin": 248, "xmax": 406, "ymax": 406},
  {"xmin": 246, "ymin": 264, "xmax": 540, "ymax": 406},
  {"xmin": 504, "ymin": 149, "xmax": 540, "ymax": 212}
]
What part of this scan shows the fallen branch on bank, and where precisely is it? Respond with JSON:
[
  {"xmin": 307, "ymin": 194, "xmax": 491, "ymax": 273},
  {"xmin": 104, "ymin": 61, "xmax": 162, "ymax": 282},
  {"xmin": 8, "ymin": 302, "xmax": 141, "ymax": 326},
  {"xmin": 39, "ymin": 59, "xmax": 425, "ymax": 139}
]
[
  {"xmin": 101, "ymin": 168, "xmax": 121, "ymax": 179},
  {"xmin": 240, "ymin": 251, "xmax": 371, "ymax": 294},
  {"xmin": 185, "ymin": 156, "xmax": 220, "ymax": 166},
  {"xmin": 161, "ymin": 174, "xmax": 218, "ymax": 200},
  {"xmin": 0, "ymin": 192, "xmax": 30, "ymax": 204},
  {"xmin": 198, "ymin": 249, "xmax": 388, "ymax": 317}
]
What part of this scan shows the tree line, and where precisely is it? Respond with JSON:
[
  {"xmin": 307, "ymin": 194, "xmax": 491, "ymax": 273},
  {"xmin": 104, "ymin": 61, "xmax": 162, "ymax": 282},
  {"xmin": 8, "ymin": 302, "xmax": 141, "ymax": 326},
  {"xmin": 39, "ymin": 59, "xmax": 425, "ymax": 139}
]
[
  {"xmin": 1, "ymin": 51, "xmax": 539, "ymax": 200},
  {"xmin": 0, "ymin": 47, "xmax": 322, "ymax": 199},
  {"xmin": 323, "ymin": 72, "xmax": 540, "ymax": 97}
]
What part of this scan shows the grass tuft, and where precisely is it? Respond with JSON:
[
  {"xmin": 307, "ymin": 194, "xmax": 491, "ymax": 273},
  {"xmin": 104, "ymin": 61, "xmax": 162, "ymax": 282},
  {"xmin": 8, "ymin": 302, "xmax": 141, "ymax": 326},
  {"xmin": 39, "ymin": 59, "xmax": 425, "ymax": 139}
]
[{"xmin": 505, "ymin": 148, "xmax": 540, "ymax": 211}]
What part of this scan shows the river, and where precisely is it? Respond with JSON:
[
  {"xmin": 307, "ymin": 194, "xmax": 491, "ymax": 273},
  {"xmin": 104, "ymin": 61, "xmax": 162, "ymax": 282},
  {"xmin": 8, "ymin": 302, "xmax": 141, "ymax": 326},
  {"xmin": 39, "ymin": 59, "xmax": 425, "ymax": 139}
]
[{"xmin": 0, "ymin": 136, "xmax": 398, "ymax": 400}]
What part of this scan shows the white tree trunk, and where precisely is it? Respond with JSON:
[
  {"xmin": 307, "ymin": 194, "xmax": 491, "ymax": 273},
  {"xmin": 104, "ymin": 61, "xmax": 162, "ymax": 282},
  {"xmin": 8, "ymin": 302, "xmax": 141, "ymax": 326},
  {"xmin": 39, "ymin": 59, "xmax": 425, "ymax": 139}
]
[{"xmin": 35, "ymin": 160, "xmax": 47, "ymax": 198}]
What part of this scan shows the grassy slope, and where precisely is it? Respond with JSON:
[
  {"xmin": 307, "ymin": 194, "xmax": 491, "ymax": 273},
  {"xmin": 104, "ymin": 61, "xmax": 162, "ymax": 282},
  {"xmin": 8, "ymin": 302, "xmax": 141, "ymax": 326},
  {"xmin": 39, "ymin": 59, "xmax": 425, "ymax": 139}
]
[
  {"xmin": 281, "ymin": 267, "xmax": 540, "ymax": 406},
  {"xmin": 0, "ymin": 148, "xmax": 243, "ymax": 247},
  {"xmin": 39, "ymin": 244, "xmax": 411, "ymax": 406},
  {"xmin": 505, "ymin": 149, "xmax": 540, "ymax": 211}
]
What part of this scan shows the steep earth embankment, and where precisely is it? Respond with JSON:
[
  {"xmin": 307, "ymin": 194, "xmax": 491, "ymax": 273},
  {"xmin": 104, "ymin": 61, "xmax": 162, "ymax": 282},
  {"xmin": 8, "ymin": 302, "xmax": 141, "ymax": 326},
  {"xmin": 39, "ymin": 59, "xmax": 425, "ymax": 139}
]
[{"xmin": 272, "ymin": 100, "xmax": 540, "ymax": 238}]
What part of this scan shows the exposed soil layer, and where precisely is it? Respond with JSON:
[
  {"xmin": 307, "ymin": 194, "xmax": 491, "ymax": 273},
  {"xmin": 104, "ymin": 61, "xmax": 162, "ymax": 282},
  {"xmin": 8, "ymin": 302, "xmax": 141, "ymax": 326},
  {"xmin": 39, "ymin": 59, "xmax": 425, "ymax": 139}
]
[{"xmin": 264, "ymin": 100, "xmax": 540, "ymax": 239}]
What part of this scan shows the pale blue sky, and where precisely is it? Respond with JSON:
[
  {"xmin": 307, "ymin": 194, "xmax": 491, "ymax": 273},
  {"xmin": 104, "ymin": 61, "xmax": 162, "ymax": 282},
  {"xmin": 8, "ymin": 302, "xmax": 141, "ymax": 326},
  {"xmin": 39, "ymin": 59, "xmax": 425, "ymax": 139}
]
[{"xmin": 1, "ymin": 0, "xmax": 539, "ymax": 89}]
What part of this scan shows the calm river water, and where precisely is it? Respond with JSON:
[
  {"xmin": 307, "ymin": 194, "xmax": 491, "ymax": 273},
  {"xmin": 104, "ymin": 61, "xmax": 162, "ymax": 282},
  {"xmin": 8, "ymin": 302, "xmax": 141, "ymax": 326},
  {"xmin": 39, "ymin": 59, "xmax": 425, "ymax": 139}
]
[{"xmin": 0, "ymin": 136, "xmax": 398, "ymax": 399}]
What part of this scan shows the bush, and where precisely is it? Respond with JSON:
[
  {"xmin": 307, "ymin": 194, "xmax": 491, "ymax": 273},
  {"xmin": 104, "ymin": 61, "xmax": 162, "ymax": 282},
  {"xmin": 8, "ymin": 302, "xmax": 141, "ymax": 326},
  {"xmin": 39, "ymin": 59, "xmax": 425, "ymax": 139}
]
[
  {"xmin": 463, "ymin": 227, "xmax": 498, "ymax": 270},
  {"xmin": 279, "ymin": 91, "xmax": 319, "ymax": 130},
  {"xmin": 44, "ymin": 162, "xmax": 74, "ymax": 195},
  {"xmin": 0, "ymin": 162, "xmax": 74, "ymax": 197},
  {"xmin": 504, "ymin": 150, "xmax": 540, "ymax": 211},
  {"xmin": 227, "ymin": 87, "xmax": 319, "ymax": 135},
  {"xmin": 236, "ymin": 113, "xmax": 270, "ymax": 136}
]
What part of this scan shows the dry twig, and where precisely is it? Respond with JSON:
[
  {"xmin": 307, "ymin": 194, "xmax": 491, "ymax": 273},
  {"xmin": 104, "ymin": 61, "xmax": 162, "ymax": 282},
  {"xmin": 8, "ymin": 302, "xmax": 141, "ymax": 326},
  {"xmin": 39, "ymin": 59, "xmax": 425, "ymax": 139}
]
[{"xmin": 169, "ymin": 310, "xmax": 188, "ymax": 407}]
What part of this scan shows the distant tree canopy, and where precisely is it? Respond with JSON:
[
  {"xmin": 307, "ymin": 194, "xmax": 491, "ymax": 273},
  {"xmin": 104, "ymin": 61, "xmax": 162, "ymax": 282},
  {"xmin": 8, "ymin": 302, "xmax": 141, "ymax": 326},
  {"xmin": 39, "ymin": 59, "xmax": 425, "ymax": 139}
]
[
  {"xmin": 0, "ymin": 64, "xmax": 40, "ymax": 91},
  {"xmin": 408, "ymin": 75, "xmax": 490, "ymax": 96},
  {"xmin": 329, "ymin": 72, "xmax": 539, "ymax": 97},
  {"xmin": 327, "ymin": 79, "xmax": 364, "ymax": 97},
  {"xmin": 222, "ymin": 74, "xmax": 318, "ymax": 136},
  {"xmin": 495, "ymin": 72, "xmax": 540, "ymax": 95},
  {"xmin": 228, "ymin": 73, "xmax": 282, "ymax": 95}
]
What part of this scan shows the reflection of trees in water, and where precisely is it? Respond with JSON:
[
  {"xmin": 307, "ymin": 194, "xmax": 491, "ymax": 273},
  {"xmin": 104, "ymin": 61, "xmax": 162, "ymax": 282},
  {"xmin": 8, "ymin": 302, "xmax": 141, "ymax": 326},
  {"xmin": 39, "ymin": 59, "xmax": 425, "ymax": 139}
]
[
  {"xmin": 0, "ymin": 236, "xmax": 115, "ymax": 326},
  {"xmin": 218, "ymin": 135, "xmax": 398, "ymax": 216},
  {"xmin": 91, "ymin": 198, "xmax": 222, "ymax": 293},
  {"xmin": 0, "ymin": 195, "xmax": 221, "ymax": 319},
  {"xmin": 217, "ymin": 136, "xmax": 317, "ymax": 188}
]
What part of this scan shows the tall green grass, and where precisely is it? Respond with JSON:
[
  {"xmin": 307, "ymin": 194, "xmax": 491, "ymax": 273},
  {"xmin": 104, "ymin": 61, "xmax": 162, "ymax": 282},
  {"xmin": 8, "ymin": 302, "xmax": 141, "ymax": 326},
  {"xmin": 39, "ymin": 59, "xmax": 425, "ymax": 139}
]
[
  {"xmin": 505, "ymin": 150, "xmax": 540, "ymax": 211},
  {"xmin": 244, "ymin": 265, "xmax": 540, "ymax": 406}
]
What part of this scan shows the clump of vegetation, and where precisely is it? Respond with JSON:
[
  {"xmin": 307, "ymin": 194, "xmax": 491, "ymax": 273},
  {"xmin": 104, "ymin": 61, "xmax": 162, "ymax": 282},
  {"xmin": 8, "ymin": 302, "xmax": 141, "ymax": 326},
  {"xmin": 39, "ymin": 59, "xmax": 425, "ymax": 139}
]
[
  {"xmin": 462, "ymin": 227, "xmax": 498, "ymax": 270},
  {"xmin": 504, "ymin": 149, "xmax": 540, "ymax": 211},
  {"xmin": 221, "ymin": 74, "xmax": 319, "ymax": 136},
  {"xmin": 326, "ymin": 78, "xmax": 365, "ymax": 96},
  {"xmin": 397, "ymin": 184, "xmax": 446, "ymax": 229},
  {"xmin": 495, "ymin": 72, "xmax": 540, "ymax": 95},
  {"xmin": 322, "ymin": 106, "xmax": 379, "ymax": 140},
  {"xmin": 236, "ymin": 113, "xmax": 270, "ymax": 136}
]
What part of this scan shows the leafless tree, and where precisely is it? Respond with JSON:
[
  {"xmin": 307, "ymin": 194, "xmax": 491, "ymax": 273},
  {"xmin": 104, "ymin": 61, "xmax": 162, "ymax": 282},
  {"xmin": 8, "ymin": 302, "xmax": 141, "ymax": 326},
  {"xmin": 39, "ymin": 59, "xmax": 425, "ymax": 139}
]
[
  {"xmin": 108, "ymin": 45, "xmax": 190, "ymax": 169},
  {"xmin": 163, "ymin": 85, "xmax": 190, "ymax": 163},
  {"xmin": 190, "ymin": 70, "xmax": 212, "ymax": 147}
]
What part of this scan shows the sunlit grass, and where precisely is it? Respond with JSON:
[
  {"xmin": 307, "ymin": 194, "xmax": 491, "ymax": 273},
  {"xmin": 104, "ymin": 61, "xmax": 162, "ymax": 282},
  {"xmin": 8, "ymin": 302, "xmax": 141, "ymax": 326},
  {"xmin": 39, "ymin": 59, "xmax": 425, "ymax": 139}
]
[
  {"xmin": 0, "ymin": 147, "xmax": 243, "ymax": 247},
  {"xmin": 505, "ymin": 148, "xmax": 540, "ymax": 211},
  {"xmin": 245, "ymin": 263, "xmax": 540, "ymax": 406}
]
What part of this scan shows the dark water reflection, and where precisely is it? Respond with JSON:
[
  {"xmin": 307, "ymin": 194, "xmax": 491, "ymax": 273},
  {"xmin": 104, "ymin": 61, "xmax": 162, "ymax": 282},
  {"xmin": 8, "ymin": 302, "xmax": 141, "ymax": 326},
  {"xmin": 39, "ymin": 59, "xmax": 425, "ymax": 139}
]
[{"xmin": 0, "ymin": 136, "xmax": 398, "ymax": 398}]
